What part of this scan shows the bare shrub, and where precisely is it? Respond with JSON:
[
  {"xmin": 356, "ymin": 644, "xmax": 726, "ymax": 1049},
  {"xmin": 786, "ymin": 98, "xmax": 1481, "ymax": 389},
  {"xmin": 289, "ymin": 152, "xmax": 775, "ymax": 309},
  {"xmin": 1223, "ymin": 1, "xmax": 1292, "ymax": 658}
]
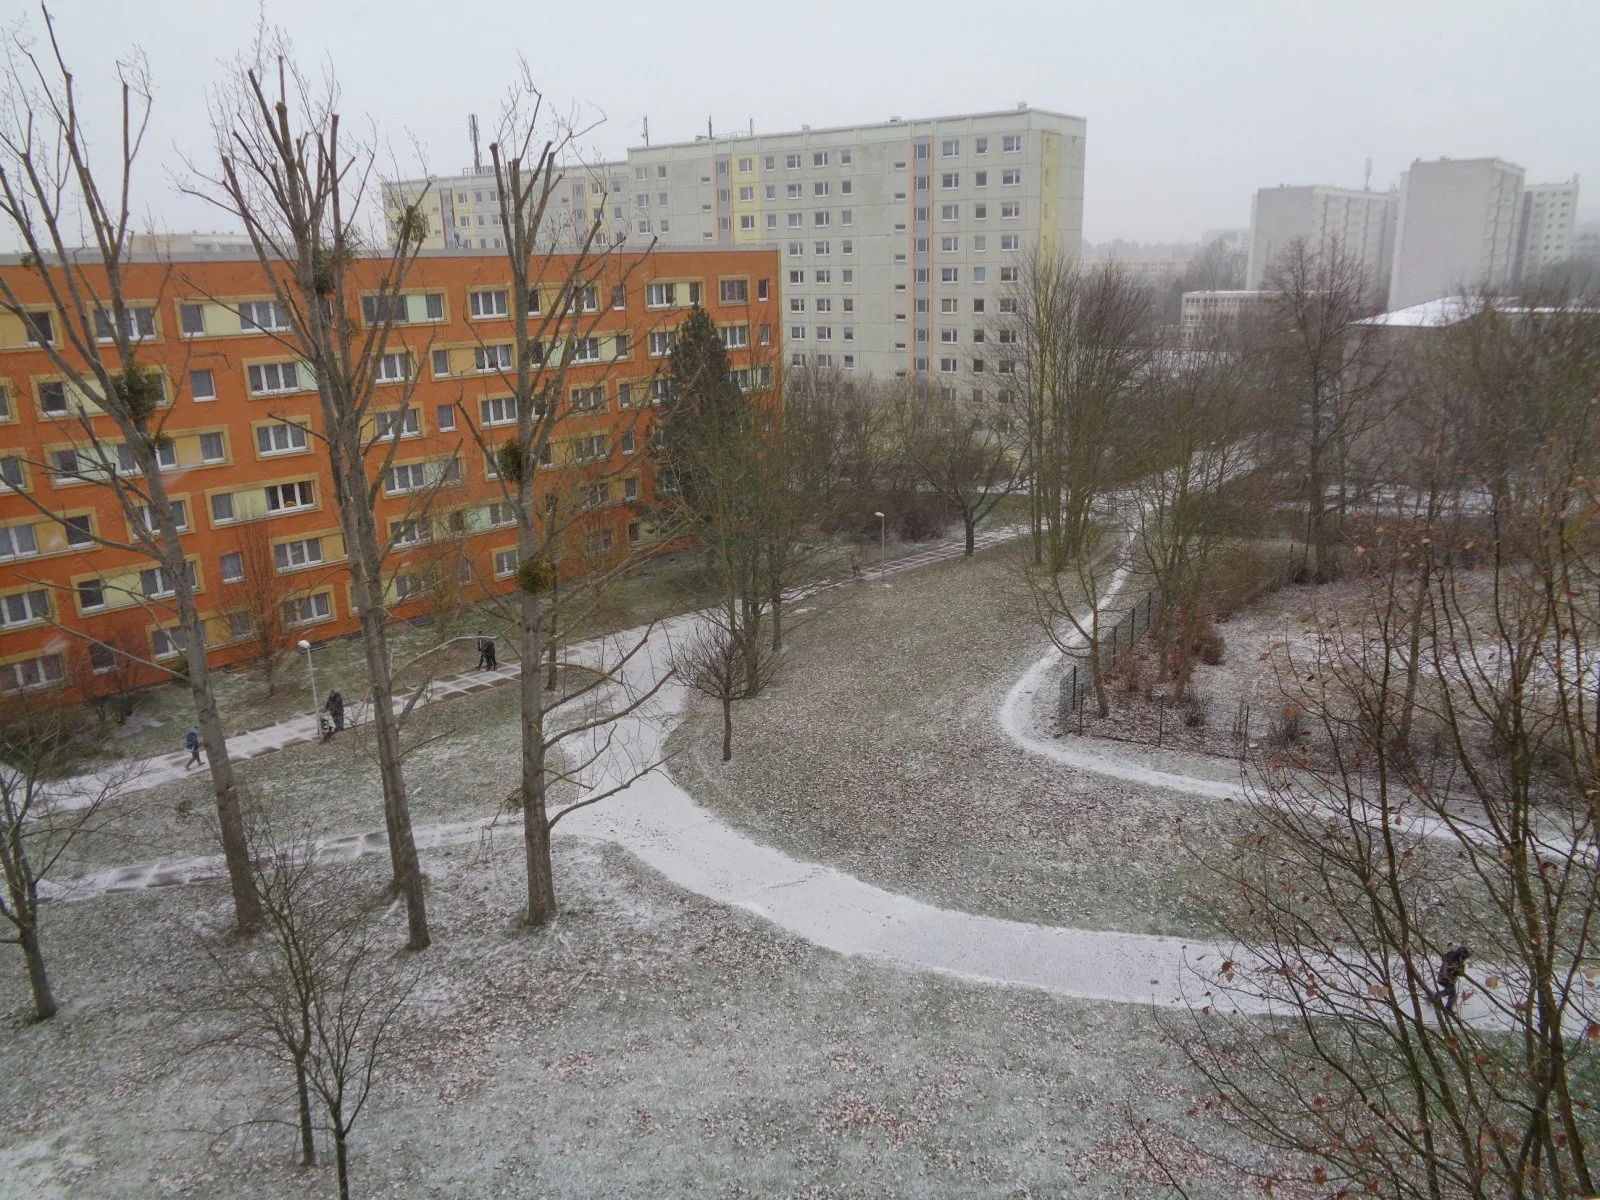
[
  {"xmin": 1268, "ymin": 702, "xmax": 1302, "ymax": 746},
  {"xmin": 1192, "ymin": 619, "xmax": 1225, "ymax": 666}
]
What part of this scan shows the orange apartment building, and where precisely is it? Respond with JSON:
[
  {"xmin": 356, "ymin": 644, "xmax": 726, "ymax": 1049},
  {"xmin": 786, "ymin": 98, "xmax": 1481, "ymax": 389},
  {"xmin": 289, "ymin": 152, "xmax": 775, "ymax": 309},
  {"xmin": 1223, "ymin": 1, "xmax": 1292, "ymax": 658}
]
[{"xmin": 0, "ymin": 245, "xmax": 780, "ymax": 699}]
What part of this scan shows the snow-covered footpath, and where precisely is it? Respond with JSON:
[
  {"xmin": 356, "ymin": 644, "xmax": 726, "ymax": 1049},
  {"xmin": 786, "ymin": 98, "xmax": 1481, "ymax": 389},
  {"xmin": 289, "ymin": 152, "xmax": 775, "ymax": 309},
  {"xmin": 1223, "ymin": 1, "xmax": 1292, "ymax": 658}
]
[{"xmin": 48, "ymin": 527, "xmax": 1540, "ymax": 1025}]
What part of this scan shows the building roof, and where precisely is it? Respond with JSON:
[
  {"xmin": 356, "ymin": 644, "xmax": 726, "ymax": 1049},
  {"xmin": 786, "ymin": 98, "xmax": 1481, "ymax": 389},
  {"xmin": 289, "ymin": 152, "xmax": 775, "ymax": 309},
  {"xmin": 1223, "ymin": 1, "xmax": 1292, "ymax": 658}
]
[
  {"xmin": 629, "ymin": 106, "xmax": 1086, "ymax": 154},
  {"xmin": 1360, "ymin": 296, "xmax": 1597, "ymax": 327}
]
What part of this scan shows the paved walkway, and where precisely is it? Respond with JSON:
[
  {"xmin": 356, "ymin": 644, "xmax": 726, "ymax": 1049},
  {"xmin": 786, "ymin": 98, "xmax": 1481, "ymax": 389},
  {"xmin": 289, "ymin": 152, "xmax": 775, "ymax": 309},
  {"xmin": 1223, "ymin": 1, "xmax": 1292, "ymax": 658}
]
[{"xmin": 45, "ymin": 522, "xmax": 1558, "ymax": 1027}]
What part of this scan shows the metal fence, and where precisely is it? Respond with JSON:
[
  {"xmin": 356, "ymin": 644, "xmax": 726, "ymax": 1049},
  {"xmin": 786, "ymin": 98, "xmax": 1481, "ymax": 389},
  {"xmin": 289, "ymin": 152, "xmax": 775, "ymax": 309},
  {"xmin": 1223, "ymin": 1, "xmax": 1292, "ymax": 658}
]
[{"xmin": 1058, "ymin": 589, "xmax": 1160, "ymax": 729}]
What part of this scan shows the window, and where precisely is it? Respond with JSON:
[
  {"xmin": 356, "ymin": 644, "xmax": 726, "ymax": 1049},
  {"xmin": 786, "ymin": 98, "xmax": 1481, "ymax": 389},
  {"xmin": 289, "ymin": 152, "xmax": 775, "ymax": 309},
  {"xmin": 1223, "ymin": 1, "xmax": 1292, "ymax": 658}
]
[
  {"xmin": 648, "ymin": 330, "xmax": 677, "ymax": 357},
  {"xmin": 916, "ymin": 269, "xmax": 930, "ymax": 283},
  {"xmin": 813, "ymin": 181, "xmax": 830, "ymax": 197},
  {"xmin": 759, "ymin": 323, "xmax": 771, "ymax": 345},
  {"xmin": 757, "ymin": 278, "xmax": 770, "ymax": 301},
  {"xmin": 815, "ymin": 297, "xmax": 832, "ymax": 311},
  {"xmin": 788, "ymin": 241, "xmax": 804, "ymax": 258},
  {"xmin": 791, "ymin": 325, "xmax": 806, "ymax": 341},
  {"xmin": 916, "ymin": 175, "xmax": 930, "ymax": 191},
  {"xmin": 283, "ymin": 593, "xmax": 332, "ymax": 627},
  {"xmin": 23, "ymin": 311, "xmax": 53, "ymax": 345},
  {"xmin": 974, "ymin": 137, "xmax": 988, "ymax": 155},
  {"xmin": 722, "ymin": 324, "xmax": 749, "ymax": 349},
  {"xmin": 257, "ymin": 422, "xmax": 309, "ymax": 455},
  {"xmin": 651, "ymin": 378, "xmax": 671, "ymax": 404},
  {"xmin": 787, "ymin": 212, "xmax": 803, "ymax": 228},
  {"xmin": 719, "ymin": 278, "xmax": 749, "ymax": 304},
  {"xmin": 0, "ymin": 654, "xmax": 64, "ymax": 692},
  {"xmin": 210, "ymin": 493, "xmax": 235, "ymax": 524},
  {"xmin": 999, "ymin": 298, "xmax": 1020, "ymax": 316},
  {"xmin": 480, "ymin": 396, "xmax": 518, "ymax": 426},
  {"xmin": 1001, "ymin": 201, "xmax": 1021, "ymax": 219},
  {"xmin": 974, "ymin": 171, "xmax": 988, "ymax": 188},
  {"xmin": 916, "ymin": 143, "xmax": 930, "ymax": 160},
  {"xmin": 78, "ymin": 580, "xmax": 106, "ymax": 611},
  {"xmin": 785, "ymin": 153, "xmax": 801, "ymax": 169},
  {"xmin": 91, "ymin": 306, "xmax": 157, "ymax": 342},
  {"xmin": 375, "ymin": 408, "xmax": 420, "ymax": 439},
  {"xmin": 384, "ymin": 463, "xmax": 428, "ymax": 495},
  {"xmin": 840, "ymin": 179, "xmax": 853, "ymax": 196},
  {"xmin": 738, "ymin": 156, "xmax": 753, "ymax": 173},
  {"xmin": 842, "ymin": 297, "xmax": 854, "ymax": 311},
  {"xmin": 264, "ymin": 480, "xmax": 314, "ymax": 511},
  {"xmin": 189, "ymin": 369, "xmax": 217, "ymax": 402},
  {"xmin": 572, "ymin": 385, "xmax": 606, "ymax": 412},
  {"xmin": 942, "ymin": 236, "xmax": 959, "ymax": 252},
  {"xmin": 0, "ymin": 589, "xmax": 49, "ymax": 629},
  {"xmin": 998, "ymin": 360, "xmax": 1016, "ymax": 375},
  {"xmin": 239, "ymin": 300, "xmax": 291, "ymax": 331},
  {"xmin": 941, "ymin": 267, "xmax": 959, "ymax": 283},
  {"xmin": 274, "ymin": 537, "xmax": 324, "ymax": 570},
  {"xmin": 815, "ymin": 326, "xmax": 832, "ymax": 341},
  {"xmin": 425, "ymin": 293, "xmax": 445, "ymax": 321},
  {"xmin": 494, "ymin": 548, "xmax": 519, "ymax": 579},
  {"xmin": 180, "ymin": 304, "xmax": 206, "ymax": 335},
  {"xmin": 361, "ymin": 294, "xmax": 408, "ymax": 325},
  {"xmin": 0, "ymin": 456, "xmax": 21, "ymax": 489},
  {"xmin": 1002, "ymin": 168, "xmax": 1022, "ymax": 186},
  {"xmin": 973, "ymin": 298, "xmax": 987, "ymax": 314},
  {"xmin": 812, "ymin": 151, "xmax": 828, "ymax": 167},
  {"xmin": 199, "ymin": 432, "xmax": 226, "ymax": 463},
  {"xmin": 40, "ymin": 381, "xmax": 68, "ymax": 414},
  {"xmin": 572, "ymin": 434, "xmax": 606, "ymax": 462},
  {"xmin": 841, "ymin": 209, "xmax": 853, "ymax": 226},
  {"xmin": 739, "ymin": 214, "xmax": 755, "ymax": 231},
  {"xmin": 1001, "ymin": 234, "xmax": 1020, "ymax": 251},
  {"xmin": 621, "ymin": 431, "xmax": 636, "ymax": 456},
  {"xmin": 486, "ymin": 501, "xmax": 517, "ymax": 528},
  {"xmin": 941, "ymin": 172, "xmax": 959, "ymax": 189},
  {"xmin": 474, "ymin": 344, "xmax": 513, "ymax": 373},
  {"xmin": 374, "ymin": 352, "xmax": 411, "ymax": 383},
  {"xmin": 247, "ymin": 361, "xmax": 300, "ymax": 395},
  {"xmin": 941, "ymin": 204, "xmax": 959, "ymax": 221},
  {"xmin": 972, "ymin": 235, "xmax": 987, "ymax": 253},
  {"xmin": 571, "ymin": 336, "xmax": 601, "ymax": 363},
  {"xmin": 941, "ymin": 298, "xmax": 959, "ymax": 314},
  {"xmin": 140, "ymin": 562, "xmax": 194, "ymax": 598},
  {"xmin": 0, "ymin": 524, "xmax": 38, "ymax": 560},
  {"xmin": 973, "ymin": 203, "xmax": 988, "ymax": 221},
  {"xmin": 646, "ymin": 281, "xmax": 676, "ymax": 308},
  {"xmin": 469, "ymin": 289, "xmax": 508, "ymax": 317},
  {"xmin": 389, "ymin": 519, "xmax": 430, "ymax": 548},
  {"xmin": 941, "ymin": 139, "xmax": 960, "ymax": 157},
  {"xmin": 580, "ymin": 482, "xmax": 609, "ymax": 511},
  {"xmin": 842, "ymin": 243, "xmax": 853, "ymax": 258},
  {"xmin": 435, "ymin": 403, "xmax": 457, "ymax": 433},
  {"xmin": 814, "ymin": 240, "xmax": 831, "ymax": 255},
  {"xmin": 220, "ymin": 552, "xmax": 245, "ymax": 584},
  {"xmin": 939, "ymin": 357, "xmax": 958, "ymax": 374}
]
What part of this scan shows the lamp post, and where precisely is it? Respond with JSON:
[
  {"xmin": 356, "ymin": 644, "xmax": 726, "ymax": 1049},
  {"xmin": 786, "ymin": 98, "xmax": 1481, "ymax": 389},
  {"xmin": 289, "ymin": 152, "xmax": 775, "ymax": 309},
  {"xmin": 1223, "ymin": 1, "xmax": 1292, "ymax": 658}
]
[
  {"xmin": 873, "ymin": 511, "xmax": 886, "ymax": 574},
  {"xmin": 298, "ymin": 639, "xmax": 318, "ymax": 719}
]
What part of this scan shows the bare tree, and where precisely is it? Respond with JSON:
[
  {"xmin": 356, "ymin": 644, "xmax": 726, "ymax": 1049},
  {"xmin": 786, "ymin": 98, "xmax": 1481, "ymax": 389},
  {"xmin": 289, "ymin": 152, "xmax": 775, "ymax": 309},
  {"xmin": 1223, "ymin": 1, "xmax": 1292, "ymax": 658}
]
[
  {"xmin": 196, "ymin": 38, "xmax": 435, "ymax": 948},
  {"xmin": 1260, "ymin": 236, "xmax": 1391, "ymax": 583},
  {"xmin": 1013, "ymin": 247, "xmax": 1154, "ymax": 573},
  {"xmin": 200, "ymin": 818, "xmax": 420, "ymax": 1197},
  {"xmin": 1173, "ymin": 298, "xmax": 1600, "ymax": 1199},
  {"xmin": 224, "ymin": 519, "xmax": 295, "ymax": 695},
  {"xmin": 476, "ymin": 69, "xmax": 671, "ymax": 925},
  {"xmin": 0, "ymin": 8, "xmax": 261, "ymax": 932},
  {"xmin": 1184, "ymin": 236, "xmax": 1246, "ymax": 292},
  {"xmin": 897, "ymin": 381, "xmax": 1025, "ymax": 556},
  {"xmin": 0, "ymin": 699, "xmax": 128, "ymax": 1020},
  {"xmin": 674, "ymin": 608, "xmax": 779, "ymax": 762}
]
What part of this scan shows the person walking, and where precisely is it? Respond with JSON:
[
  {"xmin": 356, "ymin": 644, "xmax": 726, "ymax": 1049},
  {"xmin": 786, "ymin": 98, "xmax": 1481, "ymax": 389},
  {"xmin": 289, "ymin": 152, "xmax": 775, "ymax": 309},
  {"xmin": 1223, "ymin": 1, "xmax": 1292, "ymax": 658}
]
[
  {"xmin": 475, "ymin": 632, "xmax": 492, "ymax": 671},
  {"xmin": 184, "ymin": 726, "xmax": 202, "ymax": 769},
  {"xmin": 1436, "ymin": 945, "xmax": 1471, "ymax": 1014},
  {"xmin": 326, "ymin": 690, "xmax": 345, "ymax": 733},
  {"xmin": 483, "ymin": 637, "xmax": 498, "ymax": 670}
]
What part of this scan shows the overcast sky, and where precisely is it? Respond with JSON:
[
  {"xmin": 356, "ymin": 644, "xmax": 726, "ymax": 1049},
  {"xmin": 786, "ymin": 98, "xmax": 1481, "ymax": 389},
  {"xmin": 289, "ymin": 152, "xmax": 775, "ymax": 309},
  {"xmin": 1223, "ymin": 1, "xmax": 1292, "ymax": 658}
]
[{"xmin": 20, "ymin": 0, "xmax": 1600, "ymax": 246}]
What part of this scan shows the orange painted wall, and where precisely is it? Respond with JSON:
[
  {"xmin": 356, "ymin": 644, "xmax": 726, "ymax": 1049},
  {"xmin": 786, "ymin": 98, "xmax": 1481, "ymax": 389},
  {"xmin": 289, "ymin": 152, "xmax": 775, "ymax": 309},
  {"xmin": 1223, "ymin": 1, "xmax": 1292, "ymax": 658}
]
[{"xmin": 0, "ymin": 246, "xmax": 780, "ymax": 698}]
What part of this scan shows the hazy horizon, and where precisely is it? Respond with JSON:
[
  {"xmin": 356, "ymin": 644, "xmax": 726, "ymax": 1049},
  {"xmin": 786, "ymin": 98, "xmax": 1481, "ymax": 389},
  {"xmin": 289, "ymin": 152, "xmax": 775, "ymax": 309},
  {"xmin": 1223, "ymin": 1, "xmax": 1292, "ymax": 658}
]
[{"xmin": 9, "ymin": 0, "xmax": 1599, "ymax": 247}]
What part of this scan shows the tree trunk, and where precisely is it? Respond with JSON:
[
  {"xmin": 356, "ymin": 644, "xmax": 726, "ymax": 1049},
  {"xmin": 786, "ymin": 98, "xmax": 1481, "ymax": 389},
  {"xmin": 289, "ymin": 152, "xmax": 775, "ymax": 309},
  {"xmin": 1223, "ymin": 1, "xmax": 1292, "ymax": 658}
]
[
  {"xmin": 521, "ymin": 593, "xmax": 557, "ymax": 925},
  {"xmin": 19, "ymin": 920, "xmax": 55, "ymax": 1021},
  {"xmin": 333, "ymin": 1124, "xmax": 351, "ymax": 1200},
  {"xmin": 963, "ymin": 509, "xmax": 977, "ymax": 556},
  {"xmin": 1090, "ymin": 635, "xmax": 1110, "ymax": 720},
  {"xmin": 722, "ymin": 695, "xmax": 733, "ymax": 762},
  {"xmin": 1395, "ymin": 552, "xmax": 1431, "ymax": 752},
  {"xmin": 770, "ymin": 589, "xmax": 783, "ymax": 654},
  {"xmin": 343, "ymin": 490, "xmax": 429, "ymax": 952},
  {"xmin": 295, "ymin": 1060, "xmax": 315, "ymax": 1166}
]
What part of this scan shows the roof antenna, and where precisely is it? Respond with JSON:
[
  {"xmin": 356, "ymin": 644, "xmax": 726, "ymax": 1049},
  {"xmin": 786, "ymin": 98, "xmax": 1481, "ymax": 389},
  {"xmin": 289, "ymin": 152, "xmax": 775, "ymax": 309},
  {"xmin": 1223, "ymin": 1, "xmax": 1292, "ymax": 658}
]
[
  {"xmin": 469, "ymin": 114, "xmax": 481, "ymax": 172},
  {"xmin": 708, "ymin": 115, "xmax": 714, "ymax": 140},
  {"xmin": 1364, "ymin": 154, "xmax": 1372, "ymax": 192},
  {"xmin": 643, "ymin": 115, "xmax": 649, "ymax": 146}
]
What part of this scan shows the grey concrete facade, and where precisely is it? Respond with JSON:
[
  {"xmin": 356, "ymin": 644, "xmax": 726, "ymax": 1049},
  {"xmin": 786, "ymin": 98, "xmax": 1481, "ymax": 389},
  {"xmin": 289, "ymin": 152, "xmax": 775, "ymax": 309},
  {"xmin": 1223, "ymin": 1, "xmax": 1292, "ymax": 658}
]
[
  {"xmin": 1388, "ymin": 158, "xmax": 1524, "ymax": 309},
  {"xmin": 1244, "ymin": 185, "xmax": 1397, "ymax": 297}
]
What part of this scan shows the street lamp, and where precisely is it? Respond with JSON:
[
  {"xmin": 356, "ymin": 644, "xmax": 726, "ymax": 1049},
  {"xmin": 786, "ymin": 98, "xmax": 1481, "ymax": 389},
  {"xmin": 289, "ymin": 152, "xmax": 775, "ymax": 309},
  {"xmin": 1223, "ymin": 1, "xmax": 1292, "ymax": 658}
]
[
  {"xmin": 298, "ymin": 639, "xmax": 318, "ymax": 718},
  {"xmin": 873, "ymin": 511, "xmax": 886, "ymax": 574}
]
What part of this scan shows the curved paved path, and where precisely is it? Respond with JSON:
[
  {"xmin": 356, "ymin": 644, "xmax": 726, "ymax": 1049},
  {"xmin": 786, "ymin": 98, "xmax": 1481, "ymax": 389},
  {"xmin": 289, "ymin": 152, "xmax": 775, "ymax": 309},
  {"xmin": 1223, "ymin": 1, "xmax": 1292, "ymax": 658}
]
[{"xmin": 48, "ymin": 524, "xmax": 1546, "ymax": 1026}]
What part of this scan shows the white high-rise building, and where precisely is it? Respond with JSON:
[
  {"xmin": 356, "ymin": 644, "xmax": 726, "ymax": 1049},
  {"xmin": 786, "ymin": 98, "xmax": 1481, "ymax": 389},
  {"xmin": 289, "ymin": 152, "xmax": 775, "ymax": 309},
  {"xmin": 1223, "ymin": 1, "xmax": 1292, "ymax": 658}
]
[
  {"xmin": 386, "ymin": 108, "xmax": 1086, "ymax": 383},
  {"xmin": 1514, "ymin": 178, "xmax": 1580, "ymax": 281},
  {"xmin": 382, "ymin": 160, "xmax": 632, "ymax": 254},
  {"xmin": 625, "ymin": 108, "xmax": 1085, "ymax": 382},
  {"xmin": 1244, "ymin": 185, "xmax": 1397, "ymax": 295},
  {"xmin": 1388, "ymin": 158, "xmax": 1524, "ymax": 309}
]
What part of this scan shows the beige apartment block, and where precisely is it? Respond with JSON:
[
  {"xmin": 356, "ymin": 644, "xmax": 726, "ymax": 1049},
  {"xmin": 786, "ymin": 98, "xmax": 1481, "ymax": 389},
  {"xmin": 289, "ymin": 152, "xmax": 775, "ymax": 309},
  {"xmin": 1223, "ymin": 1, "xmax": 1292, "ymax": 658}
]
[
  {"xmin": 1388, "ymin": 157, "xmax": 1524, "ymax": 309},
  {"xmin": 1514, "ymin": 178, "xmax": 1580, "ymax": 281},
  {"xmin": 1244, "ymin": 185, "xmax": 1397, "ymax": 297},
  {"xmin": 386, "ymin": 107, "xmax": 1086, "ymax": 384}
]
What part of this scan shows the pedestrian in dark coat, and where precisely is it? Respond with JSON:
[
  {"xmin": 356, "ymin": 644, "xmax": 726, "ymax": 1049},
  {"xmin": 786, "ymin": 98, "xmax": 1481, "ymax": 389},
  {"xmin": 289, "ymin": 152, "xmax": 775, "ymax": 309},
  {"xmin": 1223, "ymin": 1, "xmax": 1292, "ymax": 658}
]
[
  {"xmin": 185, "ymin": 726, "xmax": 202, "ymax": 768},
  {"xmin": 325, "ymin": 690, "xmax": 345, "ymax": 733},
  {"xmin": 483, "ymin": 638, "xmax": 497, "ymax": 670},
  {"xmin": 1436, "ymin": 945, "xmax": 1471, "ymax": 1013},
  {"xmin": 476, "ymin": 632, "xmax": 492, "ymax": 671}
]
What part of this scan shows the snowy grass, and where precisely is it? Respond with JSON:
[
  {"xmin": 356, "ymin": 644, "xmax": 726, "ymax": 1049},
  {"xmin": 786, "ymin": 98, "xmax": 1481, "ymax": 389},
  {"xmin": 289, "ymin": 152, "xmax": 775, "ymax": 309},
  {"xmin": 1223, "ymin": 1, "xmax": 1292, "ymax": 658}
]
[
  {"xmin": 667, "ymin": 543, "xmax": 1246, "ymax": 938},
  {"xmin": 1, "ymin": 836, "xmax": 1264, "ymax": 1199}
]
